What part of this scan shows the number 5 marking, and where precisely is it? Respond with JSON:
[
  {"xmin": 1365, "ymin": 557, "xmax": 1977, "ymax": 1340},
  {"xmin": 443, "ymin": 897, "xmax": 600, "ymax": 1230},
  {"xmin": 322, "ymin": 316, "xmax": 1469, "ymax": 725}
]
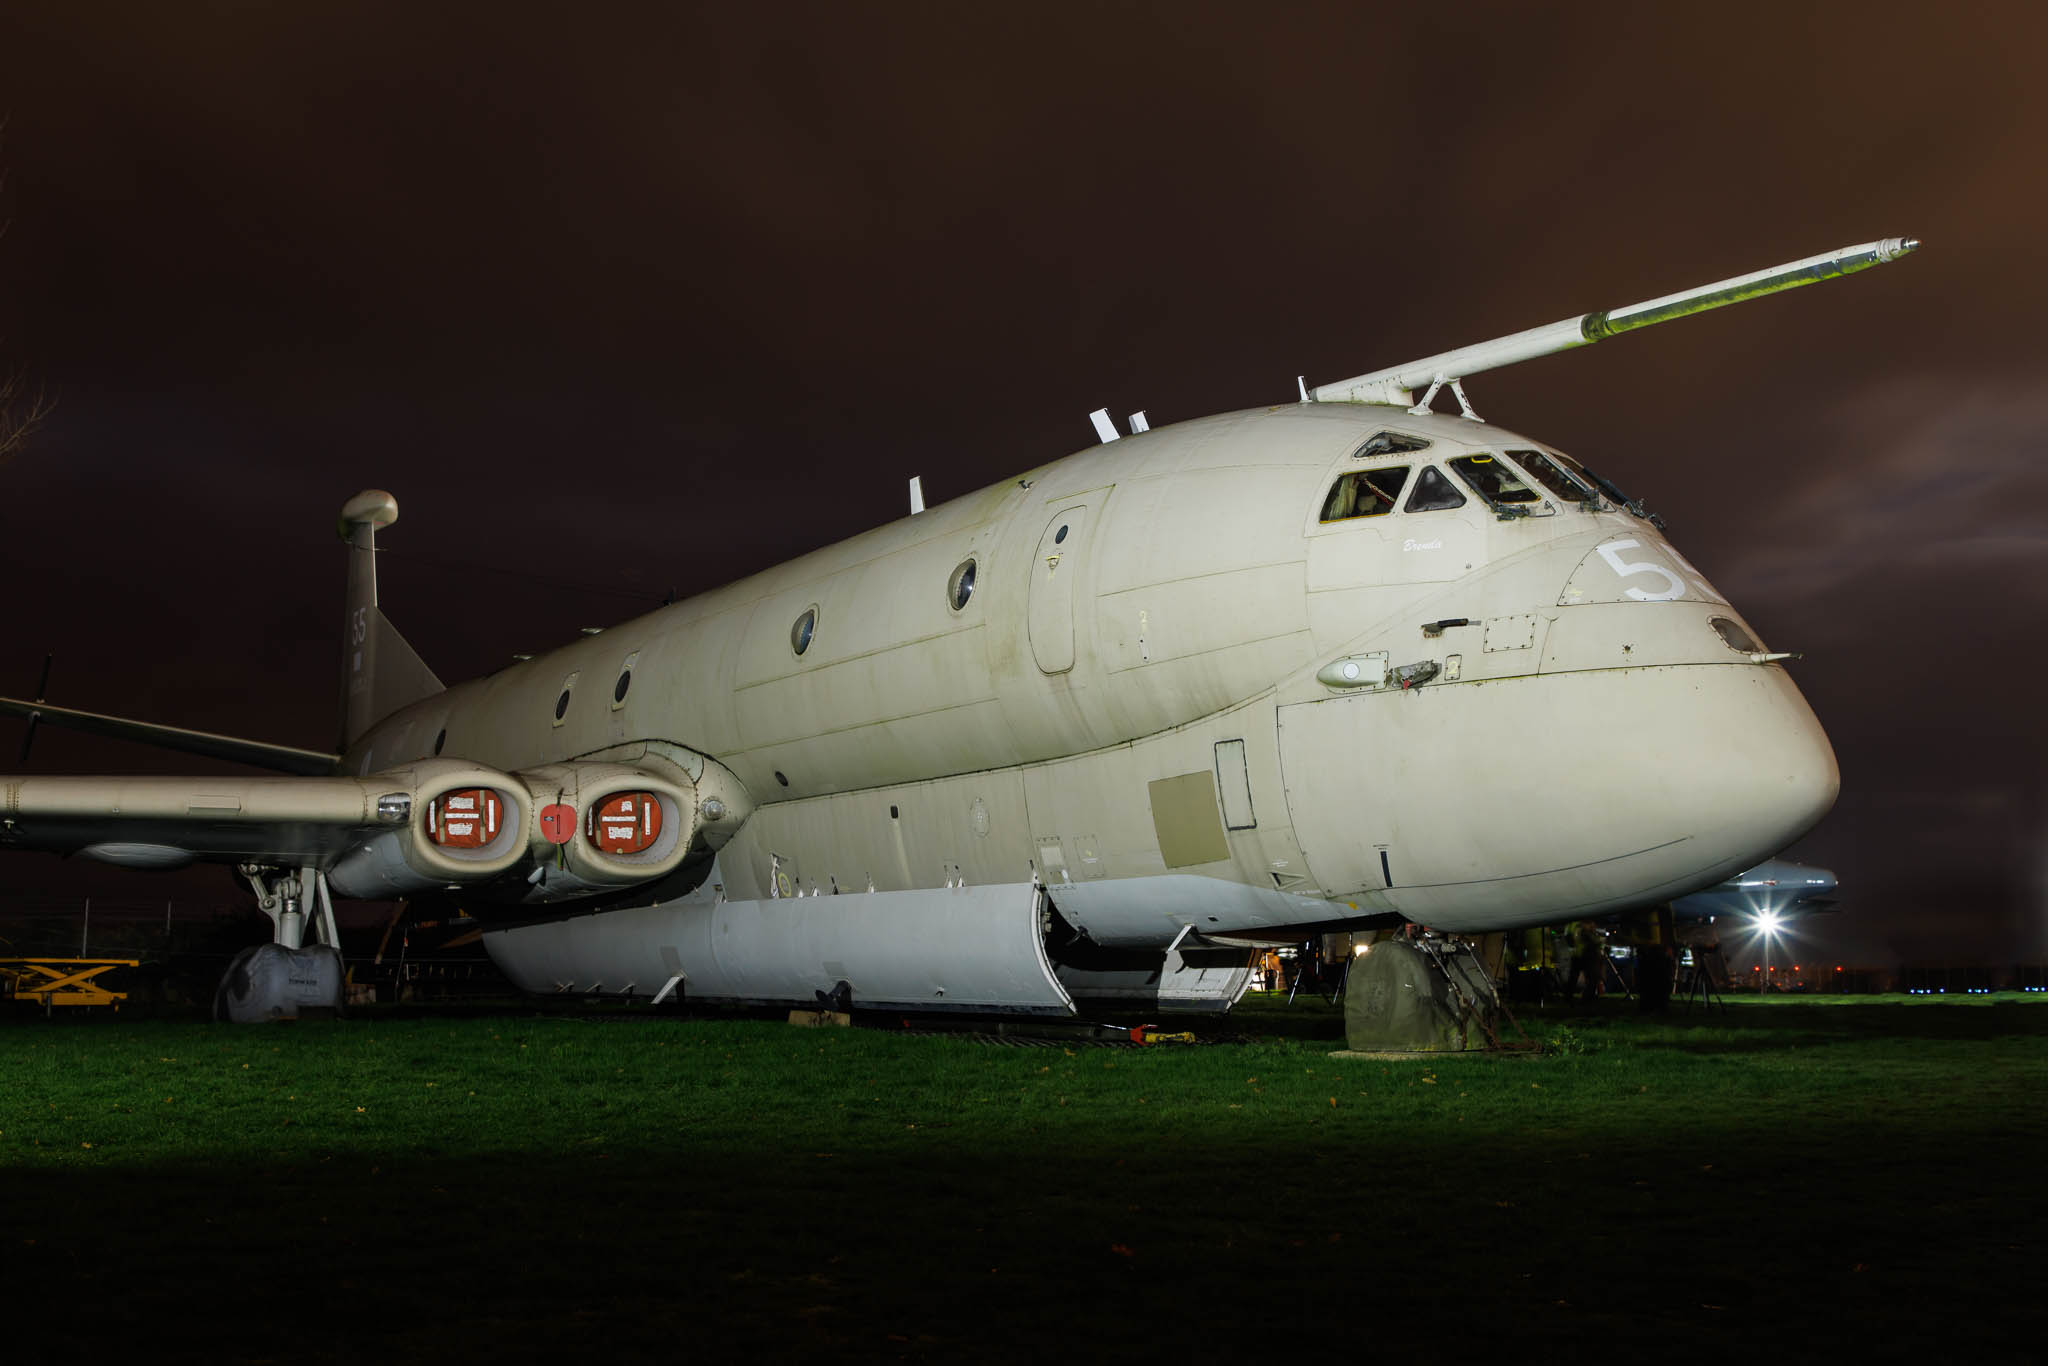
[{"xmin": 1594, "ymin": 538, "xmax": 1686, "ymax": 602}]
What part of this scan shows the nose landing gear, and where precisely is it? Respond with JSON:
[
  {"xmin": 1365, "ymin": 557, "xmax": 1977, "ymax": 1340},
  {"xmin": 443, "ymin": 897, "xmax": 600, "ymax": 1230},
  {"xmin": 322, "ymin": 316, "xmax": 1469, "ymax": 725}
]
[{"xmin": 1340, "ymin": 934, "xmax": 1503, "ymax": 1053}]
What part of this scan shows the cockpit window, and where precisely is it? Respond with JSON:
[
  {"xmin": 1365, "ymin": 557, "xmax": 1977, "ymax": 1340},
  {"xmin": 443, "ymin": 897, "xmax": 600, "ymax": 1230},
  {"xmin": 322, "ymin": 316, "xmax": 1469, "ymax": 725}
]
[
  {"xmin": 1448, "ymin": 453, "xmax": 1541, "ymax": 505},
  {"xmin": 1546, "ymin": 447, "xmax": 1637, "ymax": 508},
  {"xmin": 1404, "ymin": 465, "xmax": 1466, "ymax": 513},
  {"xmin": 1507, "ymin": 448, "xmax": 1592, "ymax": 502},
  {"xmin": 1353, "ymin": 430, "xmax": 1431, "ymax": 458},
  {"xmin": 1319, "ymin": 466, "xmax": 1411, "ymax": 522}
]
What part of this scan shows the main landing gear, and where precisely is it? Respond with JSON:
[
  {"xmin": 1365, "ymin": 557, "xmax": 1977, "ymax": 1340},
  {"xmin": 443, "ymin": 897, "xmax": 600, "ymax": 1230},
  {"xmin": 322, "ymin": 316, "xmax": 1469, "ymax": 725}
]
[{"xmin": 214, "ymin": 864, "xmax": 346, "ymax": 1022}]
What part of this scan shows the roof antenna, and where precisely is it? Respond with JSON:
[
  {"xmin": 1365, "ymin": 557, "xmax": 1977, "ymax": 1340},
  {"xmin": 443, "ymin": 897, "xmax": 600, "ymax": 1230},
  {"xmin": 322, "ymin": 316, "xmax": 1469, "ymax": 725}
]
[
  {"xmin": 1128, "ymin": 411, "xmax": 1149, "ymax": 434},
  {"xmin": 1088, "ymin": 409, "xmax": 1120, "ymax": 443},
  {"xmin": 1297, "ymin": 375, "xmax": 1310, "ymax": 403},
  {"xmin": 908, "ymin": 476, "xmax": 926, "ymax": 515}
]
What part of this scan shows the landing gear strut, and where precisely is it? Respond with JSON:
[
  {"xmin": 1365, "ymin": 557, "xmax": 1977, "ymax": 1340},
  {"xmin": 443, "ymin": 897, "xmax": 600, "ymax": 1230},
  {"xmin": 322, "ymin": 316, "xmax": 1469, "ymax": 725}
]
[{"xmin": 214, "ymin": 863, "xmax": 346, "ymax": 1022}]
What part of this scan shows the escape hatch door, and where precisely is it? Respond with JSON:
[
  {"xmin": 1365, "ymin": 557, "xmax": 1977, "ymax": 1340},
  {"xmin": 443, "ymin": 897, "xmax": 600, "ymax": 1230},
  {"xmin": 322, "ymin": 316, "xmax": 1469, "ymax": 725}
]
[{"xmin": 1029, "ymin": 503, "xmax": 1092, "ymax": 674}]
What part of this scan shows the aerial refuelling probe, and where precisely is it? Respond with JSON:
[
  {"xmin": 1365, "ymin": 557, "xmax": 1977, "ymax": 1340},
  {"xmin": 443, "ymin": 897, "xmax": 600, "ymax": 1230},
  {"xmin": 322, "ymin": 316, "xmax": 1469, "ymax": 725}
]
[{"xmin": 1312, "ymin": 238, "xmax": 1921, "ymax": 416}]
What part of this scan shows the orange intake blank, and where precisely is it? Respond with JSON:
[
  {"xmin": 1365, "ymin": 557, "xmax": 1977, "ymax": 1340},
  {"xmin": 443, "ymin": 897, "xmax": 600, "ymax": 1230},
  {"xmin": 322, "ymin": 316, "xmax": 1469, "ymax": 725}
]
[
  {"xmin": 428, "ymin": 789, "xmax": 501, "ymax": 848},
  {"xmin": 588, "ymin": 792, "xmax": 662, "ymax": 855}
]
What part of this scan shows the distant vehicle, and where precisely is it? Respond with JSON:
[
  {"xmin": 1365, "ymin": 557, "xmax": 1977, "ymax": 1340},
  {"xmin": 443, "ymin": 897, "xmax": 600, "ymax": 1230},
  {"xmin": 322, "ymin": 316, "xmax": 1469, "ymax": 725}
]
[{"xmin": 0, "ymin": 240, "xmax": 1914, "ymax": 1018}]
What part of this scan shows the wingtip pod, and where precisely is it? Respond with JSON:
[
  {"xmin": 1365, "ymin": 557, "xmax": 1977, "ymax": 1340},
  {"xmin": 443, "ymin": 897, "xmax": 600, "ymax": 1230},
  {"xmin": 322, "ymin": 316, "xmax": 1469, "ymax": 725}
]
[{"xmin": 337, "ymin": 490, "xmax": 399, "ymax": 540}]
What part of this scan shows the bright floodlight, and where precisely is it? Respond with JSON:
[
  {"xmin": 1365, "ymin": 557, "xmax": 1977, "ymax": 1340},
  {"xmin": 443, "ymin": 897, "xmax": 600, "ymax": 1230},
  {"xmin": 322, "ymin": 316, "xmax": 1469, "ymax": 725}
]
[{"xmin": 1756, "ymin": 910, "xmax": 1782, "ymax": 934}]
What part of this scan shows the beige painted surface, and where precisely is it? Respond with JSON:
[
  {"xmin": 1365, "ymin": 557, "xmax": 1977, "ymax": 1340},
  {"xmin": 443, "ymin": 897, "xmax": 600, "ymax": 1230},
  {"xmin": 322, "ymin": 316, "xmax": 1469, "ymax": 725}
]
[
  {"xmin": 325, "ymin": 401, "xmax": 1833, "ymax": 937},
  {"xmin": 1148, "ymin": 772, "xmax": 1230, "ymax": 869},
  {"xmin": 2, "ymin": 399, "xmax": 1839, "ymax": 951}
]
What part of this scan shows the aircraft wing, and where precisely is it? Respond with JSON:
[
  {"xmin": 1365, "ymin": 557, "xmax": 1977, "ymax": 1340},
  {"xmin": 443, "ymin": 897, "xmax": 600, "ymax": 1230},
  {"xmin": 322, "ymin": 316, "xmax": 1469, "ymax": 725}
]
[
  {"xmin": 0, "ymin": 773, "xmax": 402, "ymax": 869},
  {"xmin": 0, "ymin": 695, "xmax": 340, "ymax": 775}
]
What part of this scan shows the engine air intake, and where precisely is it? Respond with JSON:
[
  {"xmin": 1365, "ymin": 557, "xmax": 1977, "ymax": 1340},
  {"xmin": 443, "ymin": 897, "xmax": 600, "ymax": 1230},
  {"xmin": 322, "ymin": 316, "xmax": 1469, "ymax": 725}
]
[
  {"xmin": 428, "ymin": 789, "xmax": 504, "ymax": 849},
  {"xmin": 588, "ymin": 792, "xmax": 663, "ymax": 855}
]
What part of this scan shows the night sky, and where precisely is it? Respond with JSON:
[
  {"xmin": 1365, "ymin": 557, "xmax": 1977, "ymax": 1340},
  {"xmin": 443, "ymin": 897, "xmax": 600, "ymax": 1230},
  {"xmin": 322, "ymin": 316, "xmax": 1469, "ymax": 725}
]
[{"xmin": 0, "ymin": 3, "xmax": 2041, "ymax": 968}]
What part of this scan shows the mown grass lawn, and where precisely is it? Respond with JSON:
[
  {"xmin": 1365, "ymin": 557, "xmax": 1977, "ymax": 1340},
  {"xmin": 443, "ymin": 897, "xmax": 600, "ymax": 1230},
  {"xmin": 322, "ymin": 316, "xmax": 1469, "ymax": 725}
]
[{"xmin": 5, "ymin": 996, "xmax": 2044, "ymax": 1361}]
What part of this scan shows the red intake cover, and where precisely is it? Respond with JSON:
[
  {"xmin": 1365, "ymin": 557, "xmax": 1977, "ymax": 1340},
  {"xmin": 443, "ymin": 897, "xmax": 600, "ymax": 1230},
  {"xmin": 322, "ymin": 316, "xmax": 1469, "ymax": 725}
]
[
  {"xmin": 589, "ymin": 791, "xmax": 663, "ymax": 855},
  {"xmin": 538, "ymin": 803, "xmax": 577, "ymax": 845},
  {"xmin": 429, "ymin": 789, "xmax": 501, "ymax": 849}
]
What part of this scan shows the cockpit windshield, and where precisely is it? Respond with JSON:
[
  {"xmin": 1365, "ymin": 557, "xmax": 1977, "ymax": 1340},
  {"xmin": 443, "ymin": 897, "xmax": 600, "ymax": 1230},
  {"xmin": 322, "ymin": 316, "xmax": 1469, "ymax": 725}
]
[
  {"xmin": 1543, "ymin": 446, "xmax": 1639, "ymax": 509},
  {"xmin": 1355, "ymin": 430, "xmax": 1431, "ymax": 457},
  {"xmin": 1404, "ymin": 466, "xmax": 1466, "ymax": 513},
  {"xmin": 1507, "ymin": 448, "xmax": 1592, "ymax": 502},
  {"xmin": 1447, "ymin": 453, "xmax": 1541, "ymax": 505},
  {"xmin": 1320, "ymin": 466, "xmax": 1411, "ymax": 522}
]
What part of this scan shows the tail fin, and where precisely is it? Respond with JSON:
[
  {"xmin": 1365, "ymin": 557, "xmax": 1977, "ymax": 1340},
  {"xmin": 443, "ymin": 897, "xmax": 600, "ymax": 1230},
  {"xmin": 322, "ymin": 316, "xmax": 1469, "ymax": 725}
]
[{"xmin": 340, "ymin": 490, "xmax": 443, "ymax": 747}]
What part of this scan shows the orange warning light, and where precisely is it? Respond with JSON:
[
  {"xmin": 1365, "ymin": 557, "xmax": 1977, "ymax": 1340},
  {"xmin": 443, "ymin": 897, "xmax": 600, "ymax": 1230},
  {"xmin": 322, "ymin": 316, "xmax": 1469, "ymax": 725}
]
[
  {"xmin": 429, "ymin": 789, "xmax": 502, "ymax": 849},
  {"xmin": 589, "ymin": 792, "xmax": 663, "ymax": 855}
]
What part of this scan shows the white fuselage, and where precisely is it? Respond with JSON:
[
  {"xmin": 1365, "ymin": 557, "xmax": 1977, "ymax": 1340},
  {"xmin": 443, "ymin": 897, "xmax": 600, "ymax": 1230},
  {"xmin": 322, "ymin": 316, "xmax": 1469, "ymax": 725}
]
[{"xmin": 343, "ymin": 403, "xmax": 1837, "ymax": 1003}]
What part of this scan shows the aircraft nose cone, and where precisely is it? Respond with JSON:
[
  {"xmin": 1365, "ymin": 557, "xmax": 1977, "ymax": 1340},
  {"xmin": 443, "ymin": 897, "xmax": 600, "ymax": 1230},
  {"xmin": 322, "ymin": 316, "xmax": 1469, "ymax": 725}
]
[
  {"xmin": 1278, "ymin": 661, "xmax": 1840, "ymax": 930},
  {"xmin": 1693, "ymin": 685, "xmax": 1839, "ymax": 872},
  {"xmin": 1597, "ymin": 664, "xmax": 1837, "ymax": 895},
  {"xmin": 1549, "ymin": 663, "xmax": 1839, "ymax": 914}
]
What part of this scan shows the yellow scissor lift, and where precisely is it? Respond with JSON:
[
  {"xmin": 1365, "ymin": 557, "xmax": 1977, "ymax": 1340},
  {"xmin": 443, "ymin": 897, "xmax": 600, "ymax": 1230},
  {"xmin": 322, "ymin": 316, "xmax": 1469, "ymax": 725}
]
[{"xmin": 1, "ymin": 958, "xmax": 139, "ymax": 1012}]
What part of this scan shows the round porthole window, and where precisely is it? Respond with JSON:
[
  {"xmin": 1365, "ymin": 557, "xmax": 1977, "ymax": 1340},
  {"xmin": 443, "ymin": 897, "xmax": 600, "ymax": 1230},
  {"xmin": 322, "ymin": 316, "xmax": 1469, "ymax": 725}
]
[
  {"xmin": 614, "ymin": 669, "xmax": 632, "ymax": 703},
  {"xmin": 948, "ymin": 558, "xmax": 977, "ymax": 611},
  {"xmin": 791, "ymin": 608, "xmax": 817, "ymax": 656},
  {"xmin": 1054, "ymin": 524, "xmax": 1069, "ymax": 544},
  {"xmin": 554, "ymin": 690, "xmax": 571, "ymax": 720}
]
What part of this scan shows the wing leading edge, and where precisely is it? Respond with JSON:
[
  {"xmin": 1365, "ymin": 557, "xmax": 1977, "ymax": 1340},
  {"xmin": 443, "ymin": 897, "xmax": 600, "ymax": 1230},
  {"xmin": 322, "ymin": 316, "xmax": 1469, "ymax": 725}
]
[
  {"xmin": 0, "ymin": 696, "xmax": 340, "ymax": 775},
  {"xmin": 0, "ymin": 772, "xmax": 406, "ymax": 869},
  {"xmin": 2, "ymin": 758, "xmax": 546, "ymax": 896}
]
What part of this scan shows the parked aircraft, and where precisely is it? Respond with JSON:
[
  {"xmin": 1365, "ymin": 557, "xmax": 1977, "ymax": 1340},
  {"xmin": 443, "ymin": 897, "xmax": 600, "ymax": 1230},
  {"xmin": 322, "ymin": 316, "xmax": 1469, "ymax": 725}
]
[
  {"xmin": 0, "ymin": 239, "xmax": 1915, "ymax": 1018},
  {"xmin": 1672, "ymin": 858, "xmax": 1839, "ymax": 925}
]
